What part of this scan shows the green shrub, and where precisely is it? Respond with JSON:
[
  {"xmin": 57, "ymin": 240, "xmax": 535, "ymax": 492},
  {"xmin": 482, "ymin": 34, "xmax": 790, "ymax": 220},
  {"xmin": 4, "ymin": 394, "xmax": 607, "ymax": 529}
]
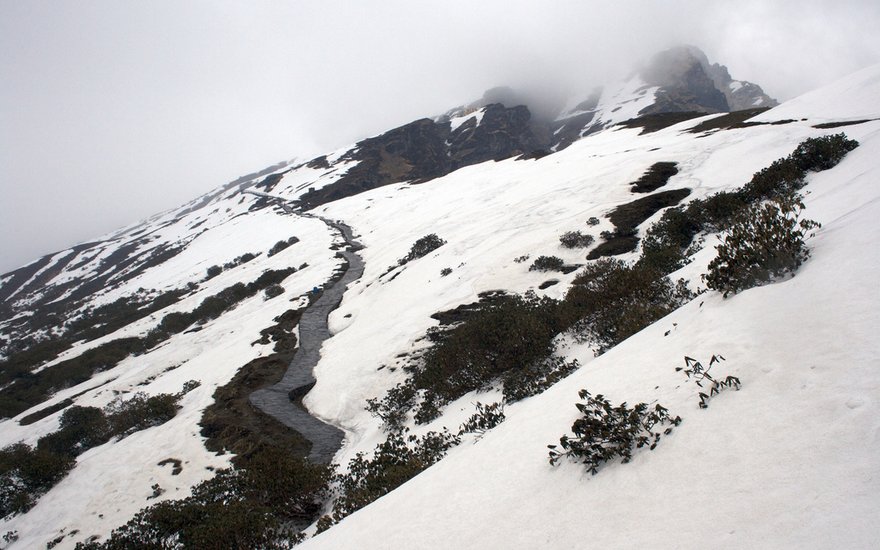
[
  {"xmin": 559, "ymin": 231, "xmax": 595, "ymax": 249},
  {"xmin": 529, "ymin": 255, "xmax": 565, "ymax": 272},
  {"xmin": 458, "ymin": 402, "xmax": 506, "ymax": 440},
  {"xmin": 564, "ymin": 259, "xmax": 694, "ymax": 353},
  {"xmin": 501, "ymin": 356, "xmax": 580, "ymax": 403},
  {"xmin": 367, "ymin": 293, "xmax": 568, "ymax": 428},
  {"xmin": 0, "ymin": 444, "xmax": 75, "ymax": 518},
  {"xmin": 548, "ymin": 390, "xmax": 680, "ymax": 474},
  {"xmin": 36, "ymin": 406, "xmax": 109, "ymax": 457},
  {"xmin": 263, "ymin": 284, "xmax": 285, "ymax": 300},
  {"xmin": 398, "ymin": 234, "xmax": 446, "ymax": 265},
  {"xmin": 80, "ymin": 446, "xmax": 329, "ymax": 549},
  {"xmin": 267, "ymin": 236, "xmax": 299, "ymax": 257},
  {"xmin": 630, "ymin": 161, "xmax": 679, "ymax": 193},
  {"xmin": 790, "ymin": 132, "xmax": 859, "ymax": 172},
  {"xmin": 320, "ymin": 430, "xmax": 459, "ymax": 528},
  {"xmin": 440, "ymin": 267, "xmax": 452, "ymax": 277},
  {"xmin": 106, "ymin": 392, "xmax": 180, "ymax": 438},
  {"xmin": 586, "ymin": 217, "xmax": 600, "ymax": 226},
  {"xmin": 704, "ymin": 194, "xmax": 820, "ymax": 297},
  {"xmin": 676, "ymin": 355, "xmax": 741, "ymax": 408},
  {"xmin": 205, "ymin": 265, "xmax": 222, "ymax": 279}
]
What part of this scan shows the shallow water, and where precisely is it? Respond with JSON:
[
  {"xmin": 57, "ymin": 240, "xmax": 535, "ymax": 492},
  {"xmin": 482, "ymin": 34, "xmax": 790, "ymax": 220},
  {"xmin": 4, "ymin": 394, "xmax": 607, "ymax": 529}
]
[{"xmin": 249, "ymin": 217, "xmax": 364, "ymax": 464}]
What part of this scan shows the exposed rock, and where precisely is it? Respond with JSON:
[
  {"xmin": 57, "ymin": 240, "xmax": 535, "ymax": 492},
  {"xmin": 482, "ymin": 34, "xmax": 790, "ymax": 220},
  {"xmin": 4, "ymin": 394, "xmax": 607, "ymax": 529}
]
[
  {"xmin": 639, "ymin": 46, "xmax": 730, "ymax": 114},
  {"xmin": 298, "ymin": 103, "xmax": 549, "ymax": 209}
]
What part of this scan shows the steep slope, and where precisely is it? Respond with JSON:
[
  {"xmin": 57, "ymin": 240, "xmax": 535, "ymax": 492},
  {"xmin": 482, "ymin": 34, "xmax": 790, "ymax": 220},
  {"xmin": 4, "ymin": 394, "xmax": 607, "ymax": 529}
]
[
  {"xmin": 0, "ymin": 57, "xmax": 872, "ymax": 549},
  {"xmin": 296, "ymin": 65, "xmax": 880, "ymax": 549}
]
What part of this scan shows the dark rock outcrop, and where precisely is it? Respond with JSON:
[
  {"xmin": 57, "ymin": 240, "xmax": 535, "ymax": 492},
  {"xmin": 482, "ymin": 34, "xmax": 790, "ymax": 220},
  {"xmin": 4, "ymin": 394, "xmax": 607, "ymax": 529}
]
[{"xmin": 298, "ymin": 103, "xmax": 549, "ymax": 209}]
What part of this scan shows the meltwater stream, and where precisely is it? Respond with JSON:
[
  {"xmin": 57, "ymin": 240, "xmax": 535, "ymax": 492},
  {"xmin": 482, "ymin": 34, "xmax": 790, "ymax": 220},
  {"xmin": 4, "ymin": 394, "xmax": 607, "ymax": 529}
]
[{"xmin": 249, "ymin": 217, "xmax": 363, "ymax": 464}]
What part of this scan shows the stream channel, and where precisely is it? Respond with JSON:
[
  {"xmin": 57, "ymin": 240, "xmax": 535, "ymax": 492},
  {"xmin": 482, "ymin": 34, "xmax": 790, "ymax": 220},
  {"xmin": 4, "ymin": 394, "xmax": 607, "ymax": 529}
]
[{"xmin": 249, "ymin": 217, "xmax": 363, "ymax": 464}]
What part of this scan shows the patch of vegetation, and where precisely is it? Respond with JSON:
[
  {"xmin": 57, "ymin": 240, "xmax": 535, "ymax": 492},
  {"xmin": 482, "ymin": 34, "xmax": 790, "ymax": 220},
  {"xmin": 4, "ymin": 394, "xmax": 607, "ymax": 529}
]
[
  {"xmin": 78, "ymin": 447, "xmax": 330, "ymax": 550},
  {"xmin": 617, "ymin": 111, "xmax": 707, "ymax": 134},
  {"xmin": 398, "ymin": 234, "xmax": 446, "ymax": 266},
  {"xmin": 157, "ymin": 458, "xmax": 183, "ymax": 476},
  {"xmin": 676, "ymin": 355, "xmax": 741, "ymax": 409},
  {"xmin": 263, "ymin": 284, "xmax": 285, "ymax": 300},
  {"xmin": 630, "ymin": 162, "xmax": 679, "ymax": 193},
  {"xmin": 440, "ymin": 267, "xmax": 452, "ymax": 277},
  {"xmin": 586, "ymin": 216, "xmax": 600, "ymax": 226},
  {"xmin": 559, "ymin": 231, "xmax": 595, "ymax": 249},
  {"xmin": 588, "ymin": 189, "xmax": 691, "ymax": 260},
  {"xmin": 367, "ymin": 293, "xmax": 571, "ymax": 429},
  {"xmin": 267, "ymin": 236, "xmax": 300, "ymax": 257},
  {"xmin": 687, "ymin": 107, "xmax": 772, "ymax": 133},
  {"xmin": 548, "ymin": 390, "xmax": 680, "ymax": 474},
  {"xmin": 0, "ymin": 268, "xmax": 298, "ymax": 420},
  {"xmin": 1, "ymin": 387, "xmax": 191, "ymax": 519},
  {"xmin": 564, "ymin": 258, "xmax": 694, "ymax": 354},
  {"xmin": 812, "ymin": 119, "xmax": 875, "ymax": 129},
  {"xmin": 704, "ymin": 194, "xmax": 820, "ymax": 296},
  {"xmin": 458, "ymin": 402, "xmax": 506, "ymax": 440},
  {"xmin": 637, "ymin": 134, "xmax": 858, "ymax": 277},
  {"xmin": 529, "ymin": 255, "xmax": 565, "ymax": 272},
  {"xmin": 223, "ymin": 252, "xmax": 258, "ymax": 270},
  {"xmin": 317, "ymin": 430, "xmax": 460, "ymax": 530}
]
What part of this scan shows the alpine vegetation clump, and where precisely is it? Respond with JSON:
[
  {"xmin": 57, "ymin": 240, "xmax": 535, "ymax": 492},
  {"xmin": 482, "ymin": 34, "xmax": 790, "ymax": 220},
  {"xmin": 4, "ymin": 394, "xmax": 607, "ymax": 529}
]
[
  {"xmin": 548, "ymin": 390, "xmax": 680, "ymax": 474},
  {"xmin": 559, "ymin": 231, "xmax": 595, "ymax": 249},
  {"xmin": 529, "ymin": 255, "xmax": 565, "ymax": 272},
  {"xmin": 703, "ymin": 193, "xmax": 820, "ymax": 297},
  {"xmin": 676, "ymin": 355, "xmax": 741, "ymax": 409},
  {"xmin": 398, "ymin": 234, "xmax": 447, "ymax": 266}
]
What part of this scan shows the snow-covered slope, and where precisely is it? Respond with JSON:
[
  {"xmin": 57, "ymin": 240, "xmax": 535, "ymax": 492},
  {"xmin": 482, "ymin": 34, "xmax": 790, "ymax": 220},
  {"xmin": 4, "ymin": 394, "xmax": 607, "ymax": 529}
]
[
  {"xmin": 1, "ymin": 58, "xmax": 878, "ymax": 549},
  {"xmin": 295, "ymin": 66, "xmax": 880, "ymax": 548}
]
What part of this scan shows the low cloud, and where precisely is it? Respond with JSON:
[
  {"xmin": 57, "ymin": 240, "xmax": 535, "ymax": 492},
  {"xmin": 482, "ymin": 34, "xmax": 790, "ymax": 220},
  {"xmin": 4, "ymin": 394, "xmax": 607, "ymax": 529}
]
[{"xmin": 1, "ymin": 0, "xmax": 878, "ymax": 272}]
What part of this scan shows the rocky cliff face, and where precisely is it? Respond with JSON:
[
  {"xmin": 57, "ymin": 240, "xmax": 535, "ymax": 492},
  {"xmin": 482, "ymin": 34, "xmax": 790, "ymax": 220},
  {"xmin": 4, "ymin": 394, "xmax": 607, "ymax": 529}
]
[
  {"xmin": 297, "ymin": 102, "xmax": 549, "ymax": 209},
  {"xmin": 641, "ymin": 45, "xmax": 777, "ymax": 113}
]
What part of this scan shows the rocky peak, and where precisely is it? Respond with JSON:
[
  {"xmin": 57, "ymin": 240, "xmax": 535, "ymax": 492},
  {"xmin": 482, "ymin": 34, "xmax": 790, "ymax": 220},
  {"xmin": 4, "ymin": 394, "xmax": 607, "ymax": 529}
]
[
  {"xmin": 639, "ymin": 45, "xmax": 730, "ymax": 114},
  {"xmin": 642, "ymin": 45, "xmax": 777, "ymax": 113}
]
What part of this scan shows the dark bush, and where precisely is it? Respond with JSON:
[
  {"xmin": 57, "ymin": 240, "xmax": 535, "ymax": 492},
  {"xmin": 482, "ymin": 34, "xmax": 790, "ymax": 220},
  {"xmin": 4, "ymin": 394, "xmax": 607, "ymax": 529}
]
[
  {"xmin": 106, "ymin": 392, "xmax": 180, "ymax": 438},
  {"xmin": 263, "ymin": 284, "xmax": 285, "ymax": 300},
  {"xmin": 630, "ymin": 161, "xmax": 679, "ymax": 193},
  {"xmin": 564, "ymin": 259, "xmax": 694, "ymax": 353},
  {"xmin": 529, "ymin": 255, "xmax": 565, "ymax": 272},
  {"xmin": 586, "ymin": 217, "xmax": 600, "ymax": 226},
  {"xmin": 320, "ymin": 430, "xmax": 459, "ymax": 529},
  {"xmin": 790, "ymin": 132, "xmax": 860, "ymax": 172},
  {"xmin": 559, "ymin": 231, "xmax": 595, "ymax": 249},
  {"xmin": 502, "ymin": 356, "xmax": 580, "ymax": 403},
  {"xmin": 368, "ymin": 293, "xmax": 568, "ymax": 428},
  {"xmin": 0, "ymin": 444, "xmax": 75, "ymax": 518},
  {"xmin": 205, "ymin": 265, "xmax": 222, "ymax": 279},
  {"xmin": 704, "ymin": 194, "xmax": 820, "ymax": 297},
  {"xmin": 676, "ymin": 355, "xmax": 741, "ymax": 408},
  {"xmin": 36, "ymin": 406, "xmax": 109, "ymax": 457},
  {"xmin": 440, "ymin": 267, "xmax": 452, "ymax": 277},
  {"xmin": 548, "ymin": 390, "xmax": 680, "ymax": 474},
  {"xmin": 80, "ymin": 446, "xmax": 329, "ymax": 549},
  {"xmin": 267, "ymin": 236, "xmax": 299, "ymax": 257},
  {"xmin": 398, "ymin": 234, "xmax": 446, "ymax": 266},
  {"xmin": 458, "ymin": 402, "xmax": 506, "ymax": 439}
]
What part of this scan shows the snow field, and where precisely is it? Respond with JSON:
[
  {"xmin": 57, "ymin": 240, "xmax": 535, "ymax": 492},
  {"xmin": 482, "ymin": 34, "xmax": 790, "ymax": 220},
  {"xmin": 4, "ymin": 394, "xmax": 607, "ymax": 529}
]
[{"xmin": 299, "ymin": 67, "xmax": 880, "ymax": 548}]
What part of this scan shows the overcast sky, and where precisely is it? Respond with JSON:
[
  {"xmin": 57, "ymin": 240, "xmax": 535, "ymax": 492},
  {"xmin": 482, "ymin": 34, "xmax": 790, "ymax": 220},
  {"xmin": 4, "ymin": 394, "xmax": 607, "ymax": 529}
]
[{"xmin": 2, "ymin": 0, "xmax": 879, "ymax": 273}]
